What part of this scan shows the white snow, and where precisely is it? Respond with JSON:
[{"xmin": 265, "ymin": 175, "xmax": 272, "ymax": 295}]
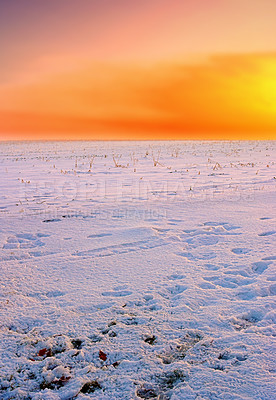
[{"xmin": 0, "ymin": 140, "xmax": 275, "ymax": 399}]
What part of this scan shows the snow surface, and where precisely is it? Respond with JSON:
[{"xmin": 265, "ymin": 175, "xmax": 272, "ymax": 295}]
[{"xmin": 0, "ymin": 140, "xmax": 275, "ymax": 400}]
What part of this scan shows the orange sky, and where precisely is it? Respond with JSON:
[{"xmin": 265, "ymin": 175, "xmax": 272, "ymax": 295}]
[{"xmin": 0, "ymin": 0, "xmax": 276, "ymax": 140}]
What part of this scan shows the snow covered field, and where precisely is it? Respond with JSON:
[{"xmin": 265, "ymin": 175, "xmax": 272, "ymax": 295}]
[{"xmin": 0, "ymin": 140, "xmax": 275, "ymax": 400}]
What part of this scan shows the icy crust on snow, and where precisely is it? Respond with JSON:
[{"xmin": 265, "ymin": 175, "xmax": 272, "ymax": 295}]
[{"xmin": 0, "ymin": 141, "xmax": 275, "ymax": 399}]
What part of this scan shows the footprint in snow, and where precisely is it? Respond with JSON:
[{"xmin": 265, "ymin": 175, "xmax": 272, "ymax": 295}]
[
  {"xmin": 231, "ymin": 248, "xmax": 250, "ymax": 255},
  {"xmin": 204, "ymin": 263, "xmax": 220, "ymax": 271},
  {"xmin": 258, "ymin": 231, "xmax": 276, "ymax": 237},
  {"xmin": 102, "ymin": 286, "xmax": 132, "ymax": 297},
  {"xmin": 167, "ymin": 218, "xmax": 182, "ymax": 226},
  {"xmin": 256, "ymin": 284, "xmax": 276, "ymax": 297},
  {"xmin": 140, "ymin": 294, "xmax": 162, "ymax": 311},
  {"xmin": 269, "ymin": 284, "xmax": 276, "ymax": 295},
  {"xmin": 236, "ymin": 287, "xmax": 258, "ymax": 300},
  {"xmin": 230, "ymin": 310, "xmax": 263, "ymax": 330},
  {"xmin": 158, "ymin": 331, "xmax": 203, "ymax": 364},
  {"xmin": 262, "ymin": 255, "xmax": 276, "ymax": 261},
  {"xmin": 166, "ymin": 284, "xmax": 187, "ymax": 296},
  {"xmin": 167, "ymin": 273, "xmax": 185, "ymax": 280},
  {"xmin": 46, "ymin": 290, "xmax": 65, "ymax": 298},
  {"xmin": 185, "ymin": 235, "xmax": 219, "ymax": 247},
  {"xmin": 178, "ymin": 251, "xmax": 217, "ymax": 261},
  {"xmin": 251, "ymin": 261, "xmax": 271, "ymax": 275},
  {"xmin": 87, "ymin": 233, "xmax": 112, "ymax": 239},
  {"xmin": 203, "ymin": 221, "xmax": 241, "ymax": 231},
  {"xmin": 42, "ymin": 218, "xmax": 61, "ymax": 223},
  {"xmin": 198, "ymin": 280, "xmax": 217, "ymax": 290},
  {"xmin": 102, "ymin": 290, "xmax": 132, "ymax": 297},
  {"xmin": 203, "ymin": 276, "xmax": 237, "ymax": 289},
  {"xmin": 3, "ymin": 233, "xmax": 45, "ymax": 249}
]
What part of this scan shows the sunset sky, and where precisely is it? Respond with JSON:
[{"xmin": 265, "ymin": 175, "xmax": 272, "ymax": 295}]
[{"xmin": 0, "ymin": 0, "xmax": 276, "ymax": 140}]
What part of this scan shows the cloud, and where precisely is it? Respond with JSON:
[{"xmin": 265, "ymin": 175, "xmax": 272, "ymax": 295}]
[{"xmin": 0, "ymin": 53, "xmax": 275, "ymax": 140}]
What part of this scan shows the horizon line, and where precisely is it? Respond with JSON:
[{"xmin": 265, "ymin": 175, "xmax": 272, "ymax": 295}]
[{"xmin": 1, "ymin": 138, "xmax": 275, "ymax": 143}]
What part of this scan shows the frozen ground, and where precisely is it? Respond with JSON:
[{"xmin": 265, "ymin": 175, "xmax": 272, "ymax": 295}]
[{"xmin": 0, "ymin": 140, "xmax": 275, "ymax": 400}]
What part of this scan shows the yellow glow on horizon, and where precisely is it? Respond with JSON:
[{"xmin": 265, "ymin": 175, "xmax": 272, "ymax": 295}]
[{"xmin": 0, "ymin": 53, "xmax": 275, "ymax": 140}]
